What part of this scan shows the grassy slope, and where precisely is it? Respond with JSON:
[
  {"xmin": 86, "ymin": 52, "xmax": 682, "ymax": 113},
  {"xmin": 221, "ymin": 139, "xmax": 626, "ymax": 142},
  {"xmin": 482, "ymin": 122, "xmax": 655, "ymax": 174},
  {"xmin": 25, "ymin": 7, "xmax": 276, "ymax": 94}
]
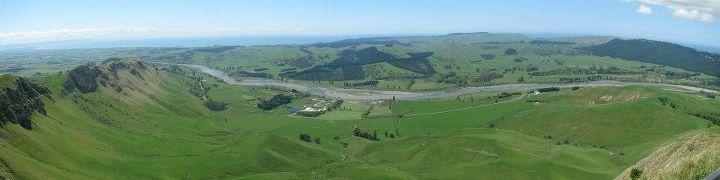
[
  {"xmin": 393, "ymin": 85, "xmax": 715, "ymax": 178},
  {"xmin": 0, "ymin": 69, "xmax": 341, "ymax": 179},
  {"xmin": 615, "ymin": 128, "xmax": 720, "ymax": 180},
  {"xmin": 0, "ymin": 74, "xmax": 18, "ymax": 90},
  {"xmin": 1, "ymin": 64, "xmax": 718, "ymax": 179}
]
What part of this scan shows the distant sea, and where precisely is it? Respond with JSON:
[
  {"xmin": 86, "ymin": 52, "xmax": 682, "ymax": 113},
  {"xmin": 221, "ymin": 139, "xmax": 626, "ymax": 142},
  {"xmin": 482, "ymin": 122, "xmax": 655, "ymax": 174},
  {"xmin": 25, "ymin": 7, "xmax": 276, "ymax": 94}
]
[{"xmin": 0, "ymin": 36, "xmax": 357, "ymax": 50}]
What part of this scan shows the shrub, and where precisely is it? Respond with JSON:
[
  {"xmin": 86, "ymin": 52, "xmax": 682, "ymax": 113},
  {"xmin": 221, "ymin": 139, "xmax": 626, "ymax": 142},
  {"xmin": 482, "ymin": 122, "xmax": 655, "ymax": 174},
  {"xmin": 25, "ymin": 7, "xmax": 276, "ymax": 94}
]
[
  {"xmin": 299, "ymin": 133, "xmax": 312, "ymax": 142},
  {"xmin": 658, "ymin": 96, "xmax": 669, "ymax": 105},
  {"xmin": 630, "ymin": 168, "xmax": 643, "ymax": 180}
]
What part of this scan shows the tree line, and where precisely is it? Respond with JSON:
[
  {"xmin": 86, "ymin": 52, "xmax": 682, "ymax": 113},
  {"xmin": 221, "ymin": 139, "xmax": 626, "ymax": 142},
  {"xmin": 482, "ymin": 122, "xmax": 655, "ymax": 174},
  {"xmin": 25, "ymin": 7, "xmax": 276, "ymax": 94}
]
[
  {"xmin": 257, "ymin": 94, "xmax": 293, "ymax": 110},
  {"xmin": 343, "ymin": 80, "xmax": 379, "ymax": 87},
  {"xmin": 353, "ymin": 127, "xmax": 380, "ymax": 141}
]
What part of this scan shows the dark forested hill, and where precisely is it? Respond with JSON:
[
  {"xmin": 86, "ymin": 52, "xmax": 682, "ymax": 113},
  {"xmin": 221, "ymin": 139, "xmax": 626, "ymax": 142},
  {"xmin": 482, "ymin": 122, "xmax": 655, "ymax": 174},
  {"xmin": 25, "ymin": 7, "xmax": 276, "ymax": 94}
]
[
  {"xmin": 585, "ymin": 39, "xmax": 720, "ymax": 77},
  {"xmin": 287, "ymin": 47, "xmax": 435, "ymax": 80}
]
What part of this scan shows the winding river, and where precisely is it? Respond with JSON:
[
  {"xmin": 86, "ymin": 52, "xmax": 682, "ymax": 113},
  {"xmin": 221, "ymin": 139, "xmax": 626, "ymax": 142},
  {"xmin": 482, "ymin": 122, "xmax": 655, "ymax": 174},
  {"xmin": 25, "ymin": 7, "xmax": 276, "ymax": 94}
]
[{"xmin": 182, "ymin": 64, "xmax": 718, "ymax": 100}]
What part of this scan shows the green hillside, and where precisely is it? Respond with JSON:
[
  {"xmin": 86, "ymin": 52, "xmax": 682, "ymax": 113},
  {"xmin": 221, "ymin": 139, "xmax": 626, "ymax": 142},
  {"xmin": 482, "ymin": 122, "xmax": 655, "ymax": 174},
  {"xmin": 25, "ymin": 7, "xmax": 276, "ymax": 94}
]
[
  {"xmin": 585, "ymin": 39, "xmax": 720, "ymax": 78},
  {"xmin": 1, "ymin": 60, "xmax": 719, "ymax": 179},
  {"xmin": 286, "ymin": 47, "xmax": 434, "ymax": 80}
]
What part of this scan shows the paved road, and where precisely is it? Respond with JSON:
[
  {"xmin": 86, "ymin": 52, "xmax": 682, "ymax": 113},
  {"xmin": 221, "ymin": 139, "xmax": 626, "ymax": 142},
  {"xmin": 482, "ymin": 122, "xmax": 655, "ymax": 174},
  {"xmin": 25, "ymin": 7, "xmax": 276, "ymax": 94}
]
[{"xmin": 182, "ymin": 64, "xmax": 718, "ymax": 101}]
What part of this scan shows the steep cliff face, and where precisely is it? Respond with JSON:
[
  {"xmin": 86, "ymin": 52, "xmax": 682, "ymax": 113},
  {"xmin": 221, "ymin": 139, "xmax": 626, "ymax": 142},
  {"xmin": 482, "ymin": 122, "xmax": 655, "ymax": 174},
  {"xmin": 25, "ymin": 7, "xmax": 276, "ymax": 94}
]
[{"xmin": 0, "ymin": 75, "xmax": 51, "ymax": 130}]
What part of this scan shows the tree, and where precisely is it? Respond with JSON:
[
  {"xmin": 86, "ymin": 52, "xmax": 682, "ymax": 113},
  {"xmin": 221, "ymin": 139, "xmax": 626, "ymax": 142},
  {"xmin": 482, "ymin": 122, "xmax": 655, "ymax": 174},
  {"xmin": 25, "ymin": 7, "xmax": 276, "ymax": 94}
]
[
  {"xmin": 204, "ymin": 99, "xmax": 227, "ymax": 111},
  {"xmin": 505, "ymin": 48, "xmax": 518, "ymax": 55},
  {"xmin": 315, "ymin": 138, "xmax": 321, "ymax": 144},
  {"xmin": 299, "ymin": 133, "xmax": 312, "ymax": 142},
  {"xmin": 658, "ymin": 96, "xmax": 669, "ymax": 105},
  {"xmin": 486, "ymin": 120, "xmax": 494, "ymax": 128},
  {"xmin": 518, "ymin": 76, "xmax": 525, "ymax": 83},
  {"xmin": 630, "ymin": 168, "xmax": 643, "ymax": 180}
]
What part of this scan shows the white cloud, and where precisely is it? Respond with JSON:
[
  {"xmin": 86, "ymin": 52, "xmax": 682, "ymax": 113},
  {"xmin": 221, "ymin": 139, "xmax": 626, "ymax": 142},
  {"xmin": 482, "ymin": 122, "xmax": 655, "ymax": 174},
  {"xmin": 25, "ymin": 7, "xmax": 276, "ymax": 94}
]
[
  {"xmin": 672, "ymin": 8, "xmax": 715, "ymax": 21},
  {"xmin": 0, "ymin": 26, "xmax": 158, "ymax": 43},
  {"xmin": 624, "ymin": 0, "xmax": 720, "ymax": 22},
  {"xmin": 0, "ymin": 26, "xmax": 306, "ymax": 44},
  {"xmin": 637, "ymin": 4, "xmax": 654, "ymax": 15}
]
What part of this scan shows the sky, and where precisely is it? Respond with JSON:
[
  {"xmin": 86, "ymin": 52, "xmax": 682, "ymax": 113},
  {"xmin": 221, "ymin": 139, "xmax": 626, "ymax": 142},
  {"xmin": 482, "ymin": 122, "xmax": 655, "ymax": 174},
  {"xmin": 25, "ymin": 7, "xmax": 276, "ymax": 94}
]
[{"xmin": 1, "ymin": 0, "xmax": 719, "ymax": 47}]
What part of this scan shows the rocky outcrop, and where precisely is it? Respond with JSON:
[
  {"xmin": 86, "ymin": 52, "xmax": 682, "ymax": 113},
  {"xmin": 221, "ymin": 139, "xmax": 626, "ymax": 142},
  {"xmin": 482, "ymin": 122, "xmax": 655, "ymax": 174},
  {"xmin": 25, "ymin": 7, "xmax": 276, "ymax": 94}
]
[
  {"xmin": 0, "ymin": 75, "xmax": 51, "ymax": 130},
  {"xmin": 62, "ymin": 59, "xmax": 159, "ymax": 95}
]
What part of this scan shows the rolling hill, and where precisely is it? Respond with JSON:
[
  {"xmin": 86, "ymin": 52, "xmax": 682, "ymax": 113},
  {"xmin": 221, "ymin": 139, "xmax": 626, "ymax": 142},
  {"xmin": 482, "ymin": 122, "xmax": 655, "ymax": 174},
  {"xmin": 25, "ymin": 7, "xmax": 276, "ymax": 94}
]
[
  {"xmin": 1, "ymin": 60, "xmax": 718, "ymax": 178},
  {"xmin": 2, "ymin": 33, "xmax": 720, "ymax": 179},
  {"xmin": 4, "ymin": 33, "xmax": 720, "ymax": 92},
  {"xmin": 287, "ymin": 47, "xmax": 435, "ymax": 80},
  {"xmin": 585, "ymin": 39, "xmax": 720, "ymax": 78}
]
